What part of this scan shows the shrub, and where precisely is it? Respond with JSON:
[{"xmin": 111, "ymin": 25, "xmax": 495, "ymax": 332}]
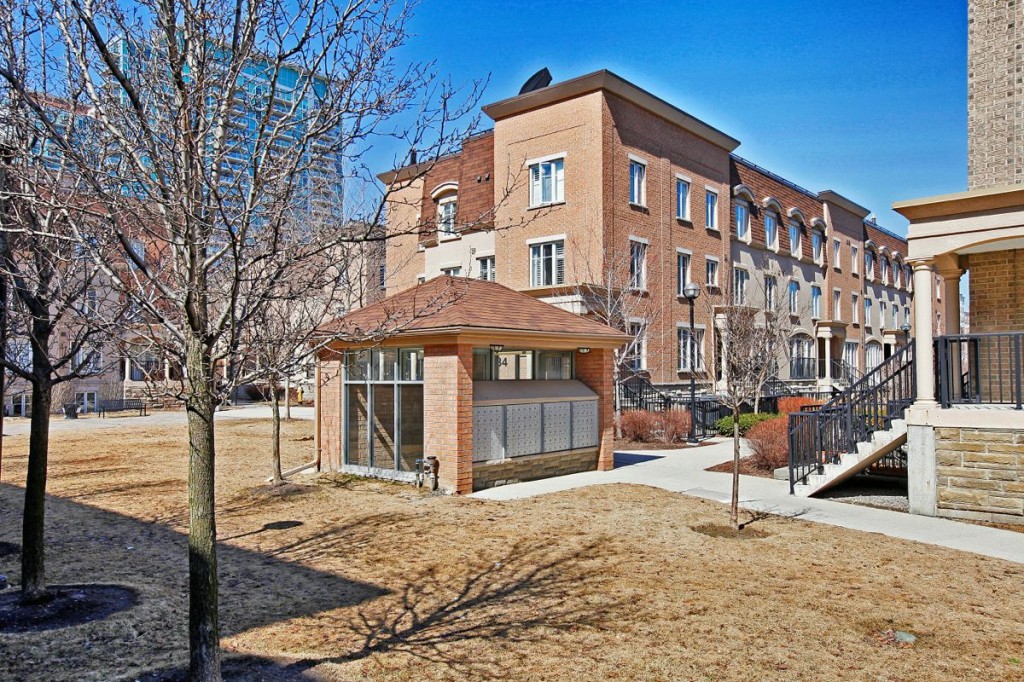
[
  {"xmin": 659, "ymin": 410, "xmax": 693, "ymax": 444},
  {"xmin": 620, "ymin": 410, "xmax": 660, "ymax": 442},
  {"xmin": 778, "ymin": 396, "xmax": 823, "ymax": 414},
  {"xmin": 747, "ymin": 416, "xmax": 791, "ymax": 471},
  {"xmin": 715, "ymin": 412, "xmax": 778, "ymax": 436}
]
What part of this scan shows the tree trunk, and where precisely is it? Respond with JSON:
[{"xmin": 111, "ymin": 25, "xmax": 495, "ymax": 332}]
[
  {"xmin": 730, "ymin": 406, "xmax": 741, "ymax": 530},
  {"xmin": 271, "ymin": 379, "xmax": 283, "ymax": 484},
  {"xmin": 284, "ymin": 374, "xmax": 291, "ymax": 421},
  {"xmin": 184, "ymin": 335, "xmax": 221, "ymax": 682},
  {"xmin": 21, "ymin": 375, "xmax": 51, "ymax": 603}
]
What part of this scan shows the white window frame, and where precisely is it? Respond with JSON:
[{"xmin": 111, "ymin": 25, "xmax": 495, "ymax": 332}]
[
  {"xmin": 765, "ymin": 212, "xmax": 779, "ymax": 251},
  {"xmin": 833, "ymin": 288, "xmax": 842, "ymax": 321},
  {"xmin": 627, "ymin": 318, "xmax": 648, "ymax": 371},
  {"xmin": 833, "ymin": 239, "xmax": 842, "ymax": 270},
  {"xmin": 440, "ymin": 265, "xmax": 462, "ymax": 277},
  {"xmin": 477, "ymin": 255, "xmax": 495, "ymax": 281},
  {"xmin": 705, "ymin": 188, "xmax": 719, "ymax": 231},
  {"xmin": 852, "ymin": 293, "xmax": 860, "ymax": 324},
  {"xmin": 851, "ymin": 245, "xmax": 860, "ymax": 275},
  {"xmin": 529, "ymin": 238, "xmax": 565, "ymax": 287},
  {"xmin": 527, "ymin": 155, "xmax": 565, "ymax": 208},
  {"xmin": 735, "ymin": 201, "xmax": 751, "ymax": 243},
  {"xmin": 864, "ymin": 297, "xmax": 873, "ymax": 327},
  {"xmin": 437, "ymin": 196, "xmax": 458, "ymax": 239},
  {"xmin": 843, "ymin": 340, "xmax": 860, "ymax": 371},
  {"xmin": 811, "ymin": 285, "xmax": 822, "ymax": 319},
  {"xmin": 879, "ymin": 301, "xmax": 888, "ymax": 328},
  {"xmin": 676, "ymin": 175, "xmax": 691, "ymax": 220},
  {"xmin": 788, "ymin": 280, "xmax": 800, "ymax": 314},
  {"xmin": 705, "ymin": 256, "xmax": 720, "ymax": 287},
  {"xmin": 788, "ymin": 222, "xmax": 802, "ymax": 258},
  {"xmin": 628, "ymin": 237, "xmax": 648, "ymax": 291},
  {"xmin": 764, "ymin": 274, "xmax": 778, "ymax": 310},
  {"xmin": 732, "ymin": 267, "xmax": 749, "ymax": 306},
  {"xmin": 812, "ymin": 231, "xmax": 823, "ymax": 265},
  {"xmin": 677, "ymin": 324, "xmax": 706, "ymax": 372},
  {"xmin": 676, "ymin": 248, "xmax": 692, "ymax": 296},
  {"xmin": 628, "ymin": 156, "xmax": 647, "ymax": 207},
  {"xmin": 865, "ymin": 251, "xmax": 876, "ymax": 280}
]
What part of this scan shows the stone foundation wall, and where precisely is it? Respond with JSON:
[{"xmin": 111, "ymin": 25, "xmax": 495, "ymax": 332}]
[
  {"xmin": 473, "ymin": 448, "xmax": 599, "ymax": 491},
  {"xmin": 936, "ymin": 427, "xmax": 1024, "ymax": 522}
]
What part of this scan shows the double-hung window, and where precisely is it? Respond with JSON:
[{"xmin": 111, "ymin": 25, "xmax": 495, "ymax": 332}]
[
  {"xmin": 881, "ymin": 258, "xmax": 890, "ymax": 285},
  {"xmin": 437, "ymin": 197, "xmax": 457, "ymax": 237},
  {"xmin": 676, "ymin": 251, "xmax": 691, "ymax": 296},
  {"xmin": 789, "ymin": 223, "xmax": 802, "ymax": 258},
  {"xmin": 865, "ymin": 251, "xmax": 876, "ymax": 280},
  {"xmin": 530, "ymin": 240, "xmax": 564, "ymax": 287},
  {"xmin": 627, "ymin": 321, "xmax": 647, "ymax": 371},
  {"xmin": 629, "ymin": 159, "xmax": 646, "ymax": 206},
  {"xmin": 705, "ymin": 257, "xmax": 719, "ymax": 287},
  {"xmin": 811, "ymin": 285, "xmax": 822, "ymax": 319},
  {"xmin": 833, "ymin": 289, "xmax": 842, "ymax": 321},
  {"xmin": 764, "ymin": 275, "xmax": 778, "ymax": 310},
  {"xmin": 732, "ymin": 267, "xmax": 749, "ymax": 306},
  {"xmin": 833, "ymin": 239, "xmax": 841, "ymax": 269},
  {"xmin": 629, "ymin": 239, "xmax": 647, "ymax": 290},
  {"xmin": 529, "ymin": 157, "xmax": 564, "ymax": 206},
  {"xmin": 735, "ymin": 202, "xmax": 750, "ymax": 242},
  {"xmin": 705, "ymin": 190, "xmax": 718, "ymax": 230},
  {"xmin": 678, "ymin": 327, "xmax": 704, "ymax": 372},
  {"xmin": 864, "ymin": 298, "xmax": 873, "ymax": 327},
  {"xmin": 879, "ymin": 301, "xmax": 888, "ymax": 326},
  {"xmin": 812, "ymin": 232, "xmax": 823, "ymax": 264},
  {"xmin": 676, "ymin": 177, "xmax": 690, "ymax": 220},
  {"xmin": 477, "ymin": 256, "xmax": 495, "ymax": 281},
  {"xmin": 852, "ymin": 245, "xmax": 860, "ymax": 275},
  {"xmin": 788, "ymin": 280, "xmax": 800, "ymax": 314},
  {"xmin": 765, "ymin": 213, "xmax": 778, "ymax": 250},
  {"xmin": 852, "ymin": 293, "xmax": 860, "ymax": 324}
]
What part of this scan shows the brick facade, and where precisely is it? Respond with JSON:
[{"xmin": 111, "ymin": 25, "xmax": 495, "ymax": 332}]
[
  {"xmin": 967, "ymin": 0, "xmax": 1024, "ymax": 190},
  {"xmin": 575, "ymin": 347, "xmax": 615, "ymax": 471},
  {"xmin": 965, "ymin": 249, "xmax": 1024, "ymax": 332},
  {"xmin": 423, "ymin": 343, "xmax": 474, "ymax": 493},
  {"xmin": 936, "ymin": 427, "xmax": 1024, "ymax": 521}
]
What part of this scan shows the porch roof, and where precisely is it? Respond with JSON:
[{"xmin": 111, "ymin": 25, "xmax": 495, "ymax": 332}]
[{"xmin": 320, "ymin": 276, "xmax": 631, "ymax": 348}]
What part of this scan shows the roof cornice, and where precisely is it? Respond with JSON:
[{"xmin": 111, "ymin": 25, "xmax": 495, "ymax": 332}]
[
  {"xmin": 482, "ymin": 70, "xmax": 741, "ymax": 152},
  {"xmin": 893, "ymin": 184, "xmax": 1024, "ymax": 221}
]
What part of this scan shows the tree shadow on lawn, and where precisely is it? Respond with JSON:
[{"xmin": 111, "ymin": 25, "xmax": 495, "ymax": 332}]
[
  {"xmin": 0, "ymin": 482, "xmax": 387, "ymax": 680},
  {"xmin": 139, "ymin": 537, "xmax": 632, "ymax": 681}
]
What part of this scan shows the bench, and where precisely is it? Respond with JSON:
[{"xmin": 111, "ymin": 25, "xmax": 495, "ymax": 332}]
[{"xmin": 97, "ymin": 399, "xmax": 148, "ymax": 418}]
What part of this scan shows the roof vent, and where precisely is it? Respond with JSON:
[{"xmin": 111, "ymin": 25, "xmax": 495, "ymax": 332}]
[{"xmin": 519, "ymin": 68, "xmax": 552, "ymax": 95}]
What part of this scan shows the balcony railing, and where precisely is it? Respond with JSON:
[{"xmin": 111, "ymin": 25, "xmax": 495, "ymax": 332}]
[
  {"xmin": 937, "ymin": 332, "xmax": 1024, "ymax": 409},
  {"xmin": 790, "ymin": 357, "xmax": 817, "ymax": 381}
]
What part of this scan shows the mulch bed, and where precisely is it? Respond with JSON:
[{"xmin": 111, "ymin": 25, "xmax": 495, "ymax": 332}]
[
  {"xmin": 705, "ymin": 456, "xmax": 776, "ymax": 478},
  {"xmin": 0, "ymin": 584, "xmax": 138, "ymax": 634},
  {"xmin": 614, "ymin": 439, "xmax": 712, "ymax": 451}
]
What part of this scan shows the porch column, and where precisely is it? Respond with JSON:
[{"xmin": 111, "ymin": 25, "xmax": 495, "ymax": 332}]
[
  {"xmin": 823, "ymin": 333, "xmax": 833, "ymax": 381},
  {"xmin": 938, "ymin": 268, "xmax": 963, "ymax": 335},
  {"xmin": 576, "ymin": 348, "xmax": 615, "ymax": 471},
  {"xmin": 910, "ymin": 259, "xmax": 938, "ymax": 406}
]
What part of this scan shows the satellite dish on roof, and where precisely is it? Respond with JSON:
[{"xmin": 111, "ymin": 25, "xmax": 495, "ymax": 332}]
[{"xmin": 519, "ymin": 68, "xmax": 552, "ymax": 95}]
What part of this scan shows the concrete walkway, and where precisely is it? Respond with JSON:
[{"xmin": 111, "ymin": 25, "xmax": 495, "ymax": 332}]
[
  {"xmin": 473, "ymin": 439, "xmax": 1024, "ymax": 564},
  {"xmin": 1, "ymin": 402, "xmax": 313, "ymax": 437}
]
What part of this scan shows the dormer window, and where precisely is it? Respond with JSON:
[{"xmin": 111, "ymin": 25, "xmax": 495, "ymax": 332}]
[{"xmin": 789, "ymin": 222, "xmax": 802, "ymax": 258}]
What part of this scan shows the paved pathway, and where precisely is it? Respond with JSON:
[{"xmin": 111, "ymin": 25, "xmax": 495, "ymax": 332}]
[
  {"xmin": 473, "ymin": 439, "xmax": 1024, "ymax": 564},
  {"xmin": 1, "ymin": 402, "xmax": 313, "ymax": 437}
]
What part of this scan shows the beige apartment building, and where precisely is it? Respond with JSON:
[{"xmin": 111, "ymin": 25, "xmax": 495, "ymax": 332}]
[{"xmin": 381, "ymin": 70, "xmax": 934, "ymax": 395}]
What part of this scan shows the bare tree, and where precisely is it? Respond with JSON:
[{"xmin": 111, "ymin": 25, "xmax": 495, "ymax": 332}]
[
  {"xmin": 708, "ymin": 260, "xmax": 797, "ymax": 528},
  {"xmin": 0, "ymin": 0, "xmax": 486, "ymax": 678}
]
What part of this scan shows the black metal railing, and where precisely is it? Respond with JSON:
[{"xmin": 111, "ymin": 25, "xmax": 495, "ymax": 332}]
[
  {"xmin": 617, "ymin": 373, "xmax": 726, "ymax": 439},
  {"xmin": 788, "ymin": 343, "xmax": 915, "ymax": 493},
  {"xmin": 937, "ymin": 332, "xmax": 1024, "ymax": 409},
  {"xmin": 829, "ymin": 358, "xmax": 861, "ymax": 386},
  {"xmin": 790, "ymin": 357, "xmax": 817, "ymax": 381}
]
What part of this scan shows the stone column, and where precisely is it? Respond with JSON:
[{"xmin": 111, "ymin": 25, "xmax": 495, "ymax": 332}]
[
  {"xmin": 910, "ymin": 259, "xmax": 938, "ymax": 406},
  {"xmin": 823, "ymin": 332, "xmax": 833, "ymax": 382}
]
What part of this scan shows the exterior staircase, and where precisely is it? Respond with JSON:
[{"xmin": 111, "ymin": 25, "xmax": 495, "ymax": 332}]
[{"xmin": 788, "ymin": 344, "xmax": 915, "ymax": 497}]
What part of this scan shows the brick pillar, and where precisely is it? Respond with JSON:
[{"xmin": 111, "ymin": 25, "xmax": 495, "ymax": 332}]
[
  {"xmin": 424, "ymin": 343, "xmax": 474, "ymax": 493},
  {"xmin": 317, "ymin": 355, "xmax": 343, "ymax": 472},
  {"xmin": 576, "ymin": 348, "xmax": 615, "ymax": 471}
]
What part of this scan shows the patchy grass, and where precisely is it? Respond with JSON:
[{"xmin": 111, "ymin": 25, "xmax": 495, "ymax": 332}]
[{"xmin": 1, "ymin": 419, "xmax": 1023, "ymax": 681}]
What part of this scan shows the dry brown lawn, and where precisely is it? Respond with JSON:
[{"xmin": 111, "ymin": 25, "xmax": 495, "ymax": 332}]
[{"xmin": 1, "ymin": 417, "xmax": 1023, "ymax": 681}]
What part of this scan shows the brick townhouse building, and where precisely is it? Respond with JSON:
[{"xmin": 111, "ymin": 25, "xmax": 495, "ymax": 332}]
[{"xmin": 379, "ymin": 70, "xmax": 939, "ymax": 394}]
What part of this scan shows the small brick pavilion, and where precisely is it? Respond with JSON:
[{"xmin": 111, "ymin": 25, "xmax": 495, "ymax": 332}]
[{"xmin": 314, "ymin": 276, "xmax": 629, "ymax": 493}]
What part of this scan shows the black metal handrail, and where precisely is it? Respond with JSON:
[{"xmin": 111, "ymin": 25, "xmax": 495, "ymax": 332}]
[
  {"xmin": 617, "ymin": 372, "xmax": 725, "ymax": 439},
  {"xmin": 829, "ymin": 358, "xmax": 861, "ymax": 386},
  {"xmin": 936, "ymin": 332, "xmax": 1024, "ymax": 409},
  {"xmin": 788, "ymin": 343, "xmax": 915, "ymax": 493}
]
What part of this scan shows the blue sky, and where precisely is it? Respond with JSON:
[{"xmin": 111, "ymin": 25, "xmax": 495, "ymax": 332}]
[{"xmin": 389, "ymin": 0, "xmax": 966, "ymax": 235}]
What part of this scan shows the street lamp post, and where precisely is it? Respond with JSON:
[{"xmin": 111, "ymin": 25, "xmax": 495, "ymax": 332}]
[
  {"xmin": 900, "ymin": 321, "xmax": 912, "ymax": 346},
  {"xmin": 682, "ymin": 282, "xmax": 701, "ymax": 443}
]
